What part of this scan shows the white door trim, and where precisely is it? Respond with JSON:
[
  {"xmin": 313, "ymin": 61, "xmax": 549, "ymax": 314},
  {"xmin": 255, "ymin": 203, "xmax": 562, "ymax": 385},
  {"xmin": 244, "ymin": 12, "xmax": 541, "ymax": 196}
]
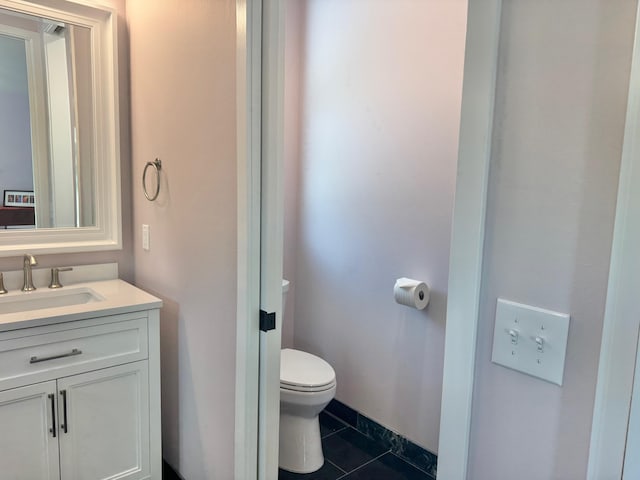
[
  {"xmin": 235, "ymin": 0, "xmax": 262, "ymax": 478},
  {"xmin": 437, "ymin": 1, "xmax": 502, "ymax": 479},
  {"xmin": 236, "ymin": 1, "xmax": 285, "ymax": 478},
  {"xmin": 587, "ymin": 2, "xmax": 640, "ymax": 478},
  {"xmin": 258, "ymin": 0, "xmax": 285, "ymax": 478},
  {"xmin": 624, "ymin": 347, "xmax": 640, "ymax": 477}
]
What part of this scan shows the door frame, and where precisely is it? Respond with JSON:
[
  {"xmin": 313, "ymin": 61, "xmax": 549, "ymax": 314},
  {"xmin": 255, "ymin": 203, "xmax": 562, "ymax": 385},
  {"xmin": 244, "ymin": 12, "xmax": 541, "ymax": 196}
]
[
  {"xmin": 257, "ymin": 0, "xmax": 286, "ymax": 478},
  {"xmin": 235, "ymin": 0, "xmax": 263, "ymax": 479},
  {"xmin": 437, "ymin": 1, "xmax": 502, "ymax": 478},
  {"xmin": 587, "ymin": 1, "xmax": 640, "ymax": 478},
  {"xmin": 235, "ymin": 0, "xmax": 285, "ymax": 479},
  {"xmin": 439, "ymin": 0, "xmax": 640, "ymax": 477},
  {"xmin": 238, "ymin": 1, "xmax": 640, "ymax": 478},
  {"xmin": 236, "ymin": 1, "xmax": 504, "ymax": 479}
]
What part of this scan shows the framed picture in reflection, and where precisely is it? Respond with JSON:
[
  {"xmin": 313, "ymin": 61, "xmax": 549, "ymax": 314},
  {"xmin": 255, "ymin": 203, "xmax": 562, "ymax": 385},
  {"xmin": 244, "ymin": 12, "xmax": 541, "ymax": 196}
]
[{"xmin": 3, "ymin": 190, "xmax": 35, "ymax": 207}]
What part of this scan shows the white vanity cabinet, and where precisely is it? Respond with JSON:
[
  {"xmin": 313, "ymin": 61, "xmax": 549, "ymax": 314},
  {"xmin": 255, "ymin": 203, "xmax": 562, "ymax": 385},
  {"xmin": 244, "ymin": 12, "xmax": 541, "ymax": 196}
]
[
  {"xmin": 0, "ymin": 280, "xmax": 162, "ymax": 480},
  {"xmin": 0, "ymin": 381, "xmax": 60, "ymax": 480},
  {"xmin": 58, "ymin": 361, "xmax": 150, "ymax": 480}
]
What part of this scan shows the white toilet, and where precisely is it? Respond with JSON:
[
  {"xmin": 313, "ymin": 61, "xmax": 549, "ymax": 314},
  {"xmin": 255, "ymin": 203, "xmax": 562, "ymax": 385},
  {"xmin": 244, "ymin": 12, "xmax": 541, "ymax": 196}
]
[{"xmin": 279, "ymin": 281, "xmax": 337, "ymax": 473}]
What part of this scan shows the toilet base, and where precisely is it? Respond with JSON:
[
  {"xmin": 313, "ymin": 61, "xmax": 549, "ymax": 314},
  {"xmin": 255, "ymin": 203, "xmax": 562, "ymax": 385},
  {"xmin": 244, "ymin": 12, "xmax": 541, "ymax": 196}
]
[{"xmin": 278, "ymin": 412, "xmax": 324, "ymax": 473}]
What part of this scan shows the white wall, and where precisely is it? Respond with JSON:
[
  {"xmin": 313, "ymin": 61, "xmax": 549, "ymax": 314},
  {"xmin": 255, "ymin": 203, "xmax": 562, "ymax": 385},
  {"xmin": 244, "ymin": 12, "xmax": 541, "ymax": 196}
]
[
  {"xmin": 127, "ymin": 0, "xmax": 237, "ymax": 478},
  {"xmin": 284, "ymin": 0, "xmax": 467, "ymax": 453},
  {"xmin": 282, "ymin": 0, "xmax": 304, "ymax": 349},
  {"xmin": 467, "ymin": 1, "xmax": 637, "ymax": 478}
]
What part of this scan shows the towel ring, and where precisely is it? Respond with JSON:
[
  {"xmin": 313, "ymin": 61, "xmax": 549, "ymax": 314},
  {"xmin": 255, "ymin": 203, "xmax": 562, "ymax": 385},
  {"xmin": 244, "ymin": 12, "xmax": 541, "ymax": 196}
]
[{"xmin": 143, "ymin": 158, "xmax": 162, "ymax": 201}]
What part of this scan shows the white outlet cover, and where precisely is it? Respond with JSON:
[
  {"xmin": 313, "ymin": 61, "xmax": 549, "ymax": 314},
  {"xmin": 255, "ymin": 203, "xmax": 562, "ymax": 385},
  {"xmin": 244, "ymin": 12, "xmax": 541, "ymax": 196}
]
[
  {"xmin": 142, "ymin": 224, "xmax": 150, "ymax": 251},
  {"xmin": 492, "ymin": 298, "xmax": 570, "ymax": 386}
]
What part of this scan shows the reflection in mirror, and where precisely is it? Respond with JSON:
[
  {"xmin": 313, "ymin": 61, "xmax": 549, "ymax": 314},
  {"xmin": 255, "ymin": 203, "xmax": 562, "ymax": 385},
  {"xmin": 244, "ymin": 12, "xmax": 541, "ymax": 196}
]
[{"xmin": 0, "ymin": 7, "xmax": 94, "ymax": 230}]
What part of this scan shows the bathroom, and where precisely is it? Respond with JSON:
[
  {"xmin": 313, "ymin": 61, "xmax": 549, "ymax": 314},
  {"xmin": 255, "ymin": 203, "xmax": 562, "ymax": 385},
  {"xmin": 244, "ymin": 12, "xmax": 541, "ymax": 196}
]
[
  {"xmin": 0, "ymin": 0, "xmax": 639, "ymax": 480},
  {"xmin": 278, "ymin": 0, "xmax": 464, "ymax": 477}
]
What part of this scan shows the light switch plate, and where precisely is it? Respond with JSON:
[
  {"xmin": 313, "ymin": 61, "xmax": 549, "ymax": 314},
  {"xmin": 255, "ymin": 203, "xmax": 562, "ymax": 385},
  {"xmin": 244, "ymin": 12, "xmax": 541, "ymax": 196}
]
[
  {"xmin": 142, "ymin": 224, "xmax": 150, "ymax": 251},
  {"xmin": 492, "ymin": 298, "xmax": 570, "ymax": 386}
]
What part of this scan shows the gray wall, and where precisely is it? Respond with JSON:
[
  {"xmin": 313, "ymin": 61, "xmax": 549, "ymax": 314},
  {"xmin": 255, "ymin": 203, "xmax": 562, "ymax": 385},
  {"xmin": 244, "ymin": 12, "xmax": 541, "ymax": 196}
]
[
  {"xmin": 468, "ymin": 1, "xmax": 637, "ymax": 478},
  {"xmin": 127, "ymin": 0, "xmax": 237, "ymax": 478},
  {"xmin": 284, "ymin": 0, "xmax": 467, "ymax": 453},
  {"xmin": 0, "ymin": 35, "xmax": 34, "ymax": 197}
]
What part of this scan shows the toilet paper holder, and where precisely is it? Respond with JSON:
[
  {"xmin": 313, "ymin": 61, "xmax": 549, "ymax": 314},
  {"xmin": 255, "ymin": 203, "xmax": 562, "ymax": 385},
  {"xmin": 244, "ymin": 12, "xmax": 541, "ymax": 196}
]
[{"xmin": 394, "ymin": 277, "xmax": 430, "ymax": 310}]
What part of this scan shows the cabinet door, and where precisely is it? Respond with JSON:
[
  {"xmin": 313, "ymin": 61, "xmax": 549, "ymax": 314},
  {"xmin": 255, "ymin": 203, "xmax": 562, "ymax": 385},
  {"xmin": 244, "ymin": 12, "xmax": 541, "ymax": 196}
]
[
  {"xmin": 58, "ymin": 361, "xmax": 150, "ymax": 480},
  {"xmin": 0, "ymin": 381, "xmax": 61, "ymax": 480}
]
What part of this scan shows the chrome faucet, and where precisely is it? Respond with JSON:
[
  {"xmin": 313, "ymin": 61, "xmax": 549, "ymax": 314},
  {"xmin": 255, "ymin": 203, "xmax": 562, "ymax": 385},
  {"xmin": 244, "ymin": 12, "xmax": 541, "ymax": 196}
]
[{"xmin": 22, "ymin": 254, "xmax": 37, "ymax": 292}]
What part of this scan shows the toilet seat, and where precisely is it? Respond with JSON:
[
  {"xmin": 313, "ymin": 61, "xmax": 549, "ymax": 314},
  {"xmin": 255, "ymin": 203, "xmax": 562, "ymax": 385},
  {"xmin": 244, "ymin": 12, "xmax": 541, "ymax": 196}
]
[{"xmin": 280, "ymin": 348, "xmax": 336, "ymax": 393}]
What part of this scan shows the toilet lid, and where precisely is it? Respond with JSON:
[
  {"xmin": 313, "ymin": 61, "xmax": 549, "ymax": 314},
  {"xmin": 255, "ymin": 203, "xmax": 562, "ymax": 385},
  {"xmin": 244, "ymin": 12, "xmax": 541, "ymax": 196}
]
[{"xmin": 280, "ymin": 348, "xmax": 335, "ymax": 390}]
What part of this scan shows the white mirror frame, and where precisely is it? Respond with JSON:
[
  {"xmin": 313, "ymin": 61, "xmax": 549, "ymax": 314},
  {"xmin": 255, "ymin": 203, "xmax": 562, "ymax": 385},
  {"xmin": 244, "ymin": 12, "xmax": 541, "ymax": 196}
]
[{"xmin": 0, "ymin": 0, "xmax": 121, "ymax": 256}]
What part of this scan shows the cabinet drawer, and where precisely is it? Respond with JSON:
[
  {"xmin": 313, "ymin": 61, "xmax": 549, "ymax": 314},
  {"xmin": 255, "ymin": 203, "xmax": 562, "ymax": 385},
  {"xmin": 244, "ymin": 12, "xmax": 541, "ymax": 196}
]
[{"xmin": 0, "ymin": 317, "xmax": 148, "ymax": 391}]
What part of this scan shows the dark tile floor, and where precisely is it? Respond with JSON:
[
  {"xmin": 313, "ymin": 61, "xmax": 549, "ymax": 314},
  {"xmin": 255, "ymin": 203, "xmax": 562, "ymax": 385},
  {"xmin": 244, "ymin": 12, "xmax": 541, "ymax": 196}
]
[
  {"xmin": 163, "ymin": 461, "xmax": 183, "ymax": 480},
  {"xmin": 278, "ymin": 412, "xmax": 435, "ymax": 480}
]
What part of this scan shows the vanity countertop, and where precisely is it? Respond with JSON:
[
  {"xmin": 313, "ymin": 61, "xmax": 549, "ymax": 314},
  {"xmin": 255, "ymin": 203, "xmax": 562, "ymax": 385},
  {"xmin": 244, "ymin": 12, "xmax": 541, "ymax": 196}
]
[{"xmin": 0, "ymin": 279, "xmax": 162, "ymax": 332}]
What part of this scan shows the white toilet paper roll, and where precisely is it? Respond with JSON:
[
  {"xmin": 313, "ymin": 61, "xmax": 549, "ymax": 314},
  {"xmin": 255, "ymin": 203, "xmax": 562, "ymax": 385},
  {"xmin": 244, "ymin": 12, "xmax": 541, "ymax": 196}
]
[{"xmin": 394, "ymin": 278, "xmax": 430, "ymax": 310}]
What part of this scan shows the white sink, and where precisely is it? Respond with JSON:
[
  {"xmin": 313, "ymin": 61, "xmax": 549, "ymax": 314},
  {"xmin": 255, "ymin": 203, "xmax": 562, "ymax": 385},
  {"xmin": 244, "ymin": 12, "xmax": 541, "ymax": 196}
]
[{"xmin": 0, "ymin": 287, "xmax": 105, "ymax": 315}]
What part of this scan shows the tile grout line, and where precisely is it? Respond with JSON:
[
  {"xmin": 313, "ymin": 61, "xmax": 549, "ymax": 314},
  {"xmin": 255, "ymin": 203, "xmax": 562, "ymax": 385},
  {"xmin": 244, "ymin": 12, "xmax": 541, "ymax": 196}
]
[
  {"xmin": 325, "ymin": 458, "xmax": 347, "ymax": 474},
  {"xmin": 388, "ymin": 451, "xmax": 436, "ymax": 480},
  {"xmin": 279, "ymin": 414, "xmax": 433, "ymax": 480},
  {"xmin": 333, "ymin": 450, "xmax": 391, "ymax": 480},
  {"xmin": 324, "ymin": 411, "xmax": 352, "ymax": 428},
  {"xmin": 328, "ymin": 401, "xmax": 439, "ymax": 469},
  {"xmin": 320, "ymin": 425, "xmax": 348, "ymax": 440},
  {"xmin": 351, "ymin": 415, "xmax": 437, "ymax": 479},
  {"xmin": 323, "ymin": 405, "xmax": 437, "ymax": 480}
]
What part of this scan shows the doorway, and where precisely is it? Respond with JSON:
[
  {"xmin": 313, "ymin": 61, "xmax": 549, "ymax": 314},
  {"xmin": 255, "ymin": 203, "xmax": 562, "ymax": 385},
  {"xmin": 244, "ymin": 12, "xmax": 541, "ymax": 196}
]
[
  {"xmin": 239, "ymin": 1, "xmax": 640, "ymax": 479},
  {"xmin": 264, "ymin": 0, "xmax": 468, "ymax": 478}
]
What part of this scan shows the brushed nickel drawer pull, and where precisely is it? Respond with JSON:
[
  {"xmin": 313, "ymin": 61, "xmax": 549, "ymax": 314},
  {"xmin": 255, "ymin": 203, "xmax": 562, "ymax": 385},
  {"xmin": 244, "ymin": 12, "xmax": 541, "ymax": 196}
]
[{"xmin": 30, "ymin": 348, "xmax": 82, "ymax": 364}]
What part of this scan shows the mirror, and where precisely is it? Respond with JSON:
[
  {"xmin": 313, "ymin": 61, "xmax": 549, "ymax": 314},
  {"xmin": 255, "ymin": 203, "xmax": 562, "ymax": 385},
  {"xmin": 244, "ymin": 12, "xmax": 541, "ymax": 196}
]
[
  {"xmin": 0, "ymin": 0, "xmax": 121, "ymax": 256},
  {"xmin": 0, "ymin": 9, "xmax": 94, "ymax": 229}
]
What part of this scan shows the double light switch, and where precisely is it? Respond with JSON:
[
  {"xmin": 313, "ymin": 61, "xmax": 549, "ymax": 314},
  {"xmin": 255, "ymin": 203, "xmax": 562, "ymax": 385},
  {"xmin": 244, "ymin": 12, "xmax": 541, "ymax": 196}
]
[{"xmin": 491, "ymin": 298, "xmax": 570, "ymax": 386}]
